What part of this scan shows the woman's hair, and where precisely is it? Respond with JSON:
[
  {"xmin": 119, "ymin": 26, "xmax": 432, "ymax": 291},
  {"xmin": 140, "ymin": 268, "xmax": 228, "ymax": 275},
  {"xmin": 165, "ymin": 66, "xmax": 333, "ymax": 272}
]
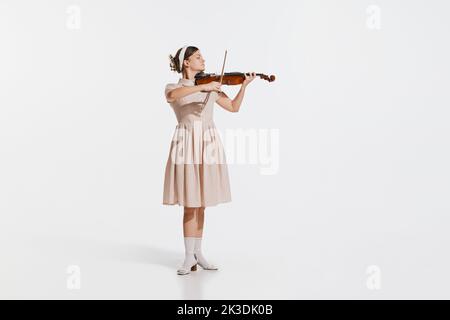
[{"xmin": 169, "ymin": 46, "xmax": 199, "ymax": 73}]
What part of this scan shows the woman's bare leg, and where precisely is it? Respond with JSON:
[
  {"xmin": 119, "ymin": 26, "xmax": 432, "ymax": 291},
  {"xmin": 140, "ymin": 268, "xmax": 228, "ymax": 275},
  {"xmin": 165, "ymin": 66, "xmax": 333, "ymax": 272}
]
[
  {"xmin": 183, "ymin": 206, "xmax": 205, "ymax": 237},
  {"xmin": 183, "ymin": 206, "xmax": 198, "ymax": 237},
  {"xmin": 195, "ymin": 206, "xmax": 205, "ymax": 238}
]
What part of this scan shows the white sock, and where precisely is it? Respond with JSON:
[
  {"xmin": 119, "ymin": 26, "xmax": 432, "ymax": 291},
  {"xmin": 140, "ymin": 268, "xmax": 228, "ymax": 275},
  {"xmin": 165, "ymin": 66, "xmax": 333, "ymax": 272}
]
[
  {"xmin": 178, "ymin": 237, "xmax": 197, "ymax": 273},
  {"xmin": 194, "ymin": 237, "xmax": 218, "ymax": 269}
]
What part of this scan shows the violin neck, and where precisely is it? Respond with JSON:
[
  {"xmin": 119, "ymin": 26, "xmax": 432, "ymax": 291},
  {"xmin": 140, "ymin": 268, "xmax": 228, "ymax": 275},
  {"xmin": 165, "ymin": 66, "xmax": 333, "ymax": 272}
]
[{"xmin": 244, "ymin": 72, "xmax": 263, "ymax": 76}]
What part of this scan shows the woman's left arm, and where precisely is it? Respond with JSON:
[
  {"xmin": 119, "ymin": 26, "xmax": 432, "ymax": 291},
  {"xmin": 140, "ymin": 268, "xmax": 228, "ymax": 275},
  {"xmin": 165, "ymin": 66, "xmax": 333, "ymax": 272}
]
[{"xmin": 216, "ymin": 72, "xmax": 256, "ymax": 113}]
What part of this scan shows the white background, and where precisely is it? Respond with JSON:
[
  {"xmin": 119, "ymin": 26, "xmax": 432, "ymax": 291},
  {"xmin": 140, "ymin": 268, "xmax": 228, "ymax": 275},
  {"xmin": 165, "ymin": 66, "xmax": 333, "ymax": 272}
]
[{"xmin": 1, "ymin": 0, "xmax": 449, "ymax": 299}]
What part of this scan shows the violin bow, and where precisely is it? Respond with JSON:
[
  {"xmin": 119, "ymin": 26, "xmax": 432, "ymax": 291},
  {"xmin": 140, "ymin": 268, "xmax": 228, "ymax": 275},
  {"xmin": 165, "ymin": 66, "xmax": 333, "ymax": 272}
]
[
  {"xmin": 201, "ymin": 49, "xmax": 227, "ymax": 110},
  {"xmin": 218, "ymin": 50, "xmax": 227, "ymax": 93}
]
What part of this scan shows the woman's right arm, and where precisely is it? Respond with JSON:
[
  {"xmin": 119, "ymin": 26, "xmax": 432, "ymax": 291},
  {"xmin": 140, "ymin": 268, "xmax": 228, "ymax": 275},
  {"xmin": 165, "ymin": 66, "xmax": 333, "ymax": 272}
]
[
  {"xmin": 166, "ymin": 85, "xmax": 205, "ymax": 103},
  {"xmin": 166, "ymin": 82, "xmax": 221, "ymax": 103}
]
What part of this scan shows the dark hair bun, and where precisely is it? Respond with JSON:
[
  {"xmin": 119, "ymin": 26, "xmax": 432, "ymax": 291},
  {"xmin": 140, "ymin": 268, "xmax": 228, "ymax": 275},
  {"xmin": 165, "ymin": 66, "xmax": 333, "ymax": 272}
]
[{"xmin": 168, "ymin": 54, "xmax": 180, "ymax": 73}]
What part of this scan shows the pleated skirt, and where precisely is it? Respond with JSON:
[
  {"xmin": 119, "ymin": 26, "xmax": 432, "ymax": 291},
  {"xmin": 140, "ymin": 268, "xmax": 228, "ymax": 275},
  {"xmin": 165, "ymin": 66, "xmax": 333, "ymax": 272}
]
[{"xmin": 162, "ymin": 121, "xmax": 232, "ymax": 207}]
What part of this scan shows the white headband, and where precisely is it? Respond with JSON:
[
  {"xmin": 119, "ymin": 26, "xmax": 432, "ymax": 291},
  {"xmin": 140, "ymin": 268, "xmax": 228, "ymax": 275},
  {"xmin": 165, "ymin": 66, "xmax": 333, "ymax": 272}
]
[{"xmin": 178, "ymin": 46, "xmax": 188, "ymax": 72}]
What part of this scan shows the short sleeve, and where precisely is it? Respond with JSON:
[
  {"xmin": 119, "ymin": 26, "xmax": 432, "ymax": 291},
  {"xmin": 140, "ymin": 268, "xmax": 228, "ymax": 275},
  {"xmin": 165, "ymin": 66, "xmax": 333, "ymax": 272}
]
[{"xmin": 164, "ymin": 83, "xmax": 179, "ymax": 103}]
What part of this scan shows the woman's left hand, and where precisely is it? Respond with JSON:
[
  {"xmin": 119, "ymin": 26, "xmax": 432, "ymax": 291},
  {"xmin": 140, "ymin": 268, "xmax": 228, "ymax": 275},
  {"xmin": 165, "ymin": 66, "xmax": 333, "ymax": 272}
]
[{"xmin": 242, "ymin": 72, "xmax": 257, "ymax": 88}]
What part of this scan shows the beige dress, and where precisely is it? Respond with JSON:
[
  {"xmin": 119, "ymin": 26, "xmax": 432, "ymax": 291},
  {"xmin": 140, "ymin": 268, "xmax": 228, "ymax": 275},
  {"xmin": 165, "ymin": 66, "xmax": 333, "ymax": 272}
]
[{"xmin": 162, "ymin": 77, "xmax": 232, "ymax": 207}]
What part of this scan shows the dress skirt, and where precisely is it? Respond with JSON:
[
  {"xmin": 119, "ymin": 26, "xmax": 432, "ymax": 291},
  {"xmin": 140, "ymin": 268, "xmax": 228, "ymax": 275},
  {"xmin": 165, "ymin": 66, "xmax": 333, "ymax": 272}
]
[{"xmin": 162, "ymin": 120, "xmax": 232, "ymax": 207}]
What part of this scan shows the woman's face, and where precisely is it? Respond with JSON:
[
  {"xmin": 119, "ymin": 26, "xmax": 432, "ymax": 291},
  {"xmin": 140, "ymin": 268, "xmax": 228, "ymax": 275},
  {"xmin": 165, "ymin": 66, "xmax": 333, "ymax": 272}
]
[{"xmin": 186, "ymin": 50, "xmax": 205, "ymax": 72}]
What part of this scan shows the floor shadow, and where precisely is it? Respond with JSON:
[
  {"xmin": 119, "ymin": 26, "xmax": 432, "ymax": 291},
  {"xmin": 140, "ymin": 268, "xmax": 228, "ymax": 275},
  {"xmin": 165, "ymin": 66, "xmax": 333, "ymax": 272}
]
[{"xmin": 33, "ymin": 234, "xmax": 180, "ymax": 270}]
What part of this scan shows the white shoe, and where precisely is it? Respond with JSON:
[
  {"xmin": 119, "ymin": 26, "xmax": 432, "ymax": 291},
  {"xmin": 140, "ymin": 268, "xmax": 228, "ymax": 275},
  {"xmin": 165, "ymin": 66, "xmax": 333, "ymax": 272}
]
[
  {"xmin": 177, "ymin": 255, "xmax": 198, "ymax": 275},
  {"xmin": 194, "ymin": 253, "xmax": 218, "ymax": 270}
]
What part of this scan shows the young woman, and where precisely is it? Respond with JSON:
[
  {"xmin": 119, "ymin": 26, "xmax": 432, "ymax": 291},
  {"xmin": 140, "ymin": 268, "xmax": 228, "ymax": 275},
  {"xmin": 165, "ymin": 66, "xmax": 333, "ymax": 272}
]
[{"xmin": 163, "ymin": 45, "xmax": 255, "ymax": 275}]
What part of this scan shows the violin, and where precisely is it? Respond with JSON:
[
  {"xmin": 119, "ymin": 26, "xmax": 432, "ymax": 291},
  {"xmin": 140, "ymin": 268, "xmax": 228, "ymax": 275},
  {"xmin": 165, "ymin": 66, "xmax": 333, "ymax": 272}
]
[
  {"xmin": 194, "ymin": 50, "xmax": 275, "ymax": 88},
  {"xmin": 195, "ymin": 71, "xmax": 276, "ymax": 86}
]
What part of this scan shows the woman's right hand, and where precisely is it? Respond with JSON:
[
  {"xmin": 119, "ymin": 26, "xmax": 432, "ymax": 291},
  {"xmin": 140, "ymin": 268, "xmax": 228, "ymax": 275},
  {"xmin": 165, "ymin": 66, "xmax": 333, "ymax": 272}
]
[{"xmin": 201, "ymin": 81, "xmax": 222, "ymax": 92}]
